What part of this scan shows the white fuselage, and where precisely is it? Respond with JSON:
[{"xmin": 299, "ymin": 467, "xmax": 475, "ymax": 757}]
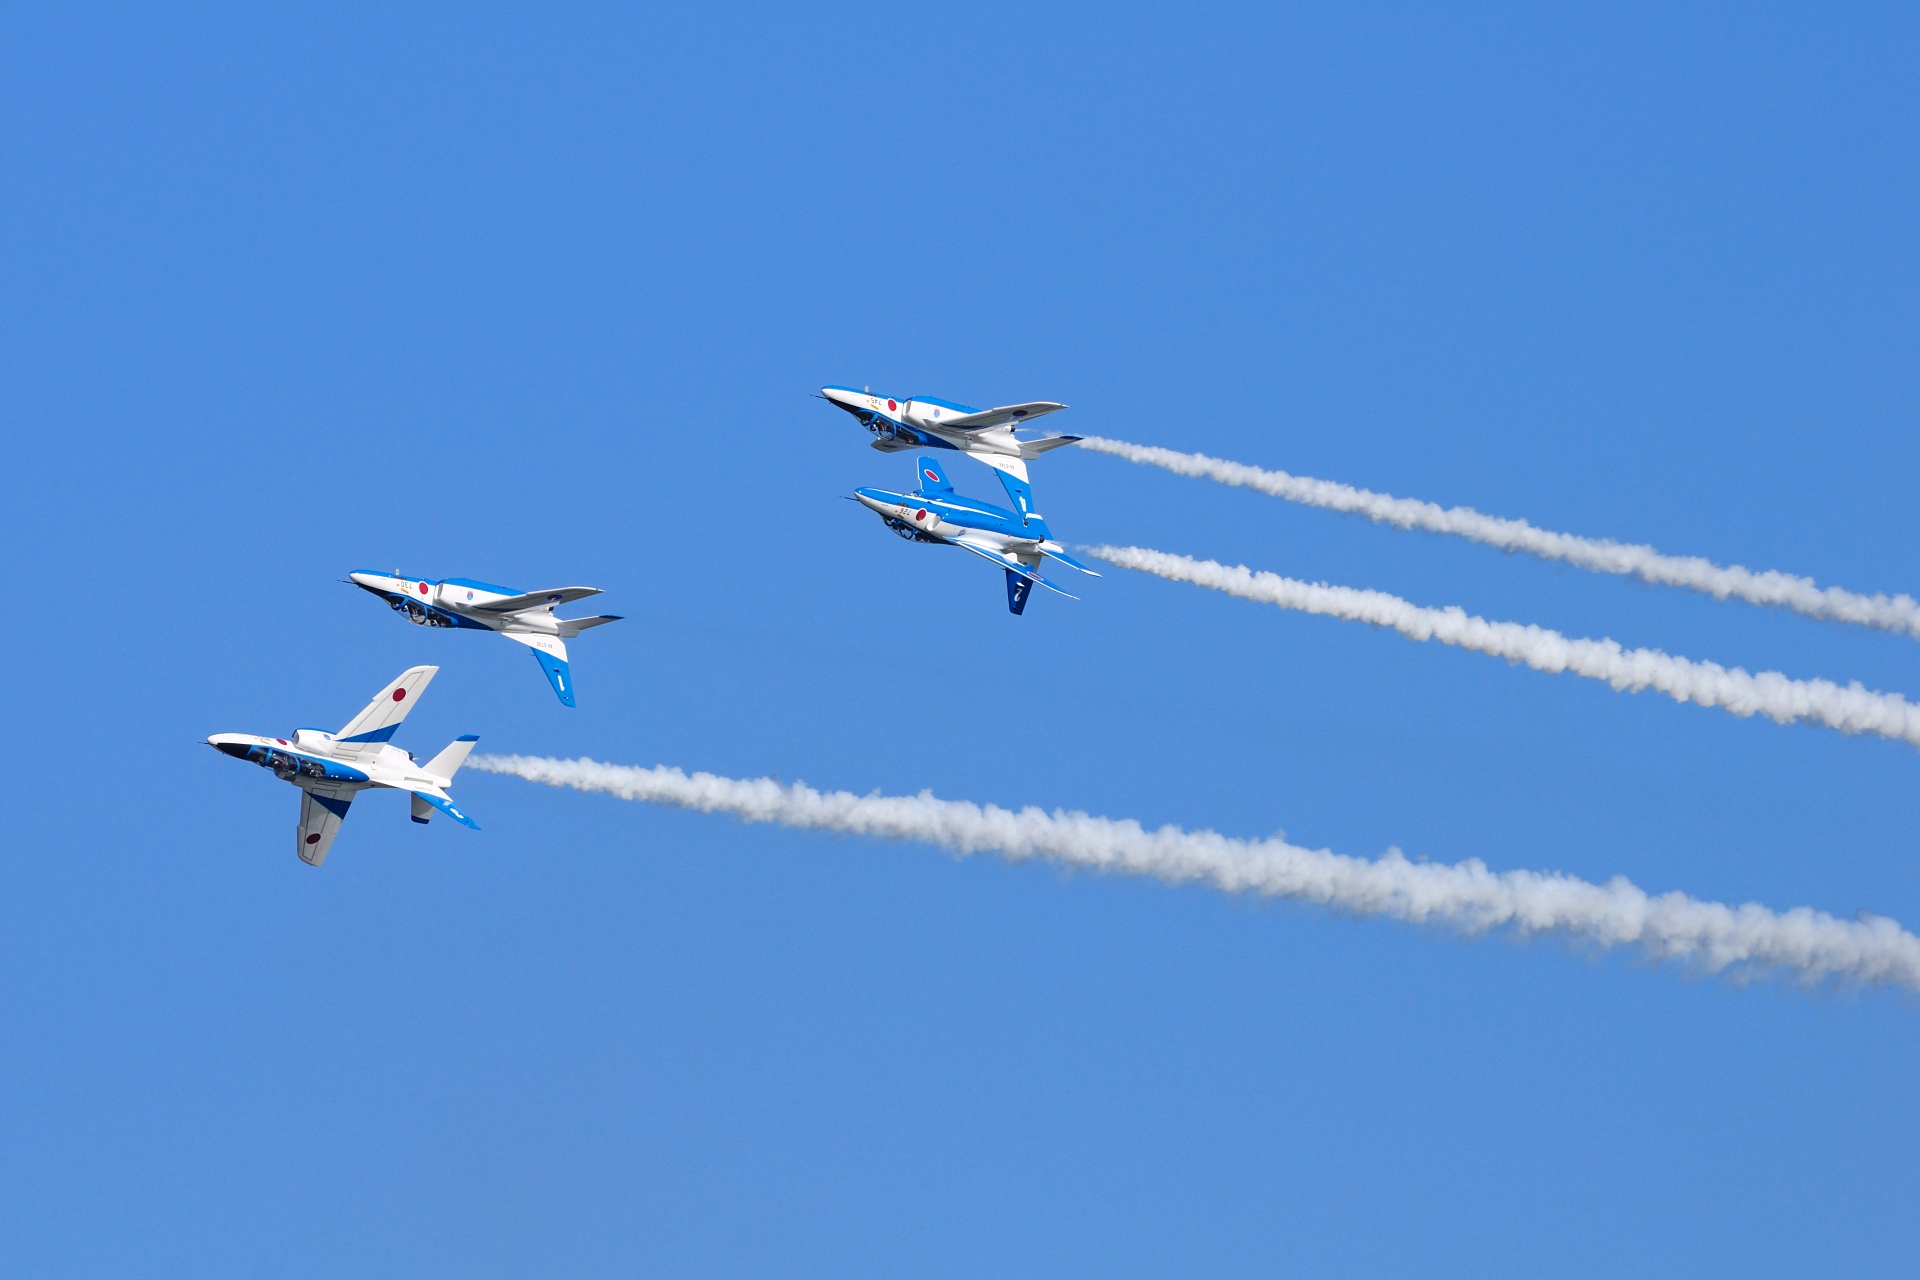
[
  {"xmin": 206, "ymin": 731, "xmax": 452, "ymax": 796},
  {"xmin": 852, "ymin": 491, "xmax": 1043, "ymax": 561},
  {"xmin": 353, "ymin": 573, "xmax": 566, "ymax": 637}
]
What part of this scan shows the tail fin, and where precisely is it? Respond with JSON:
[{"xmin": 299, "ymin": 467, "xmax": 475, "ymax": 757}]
[
  {"xmin": 915, "ymin": 455, "xmax": 955, "ymax": 495},
  {"xmin": 422, "ymin": 734, "xmax": 479, "ymax": 782},
  {"xmin": 336, "ymin": 665, "xmax": 437, "ymax": 744},
  {"xmin": 531, "ymin": 648, "xmax": 575, "ymax": 706},
  {"xmin": 1006, "ymin": 569, "xmax": 1034, "ymax": 615},
  {"xmin": 993, "ymin": 469, "xmax": 1048, "ymax": 531},
  {"xmin": 499, "ymin": 633, "xmax": 577, "ymax": 706}
]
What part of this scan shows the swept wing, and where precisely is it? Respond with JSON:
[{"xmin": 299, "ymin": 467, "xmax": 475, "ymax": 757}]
[
  {"xmin": 947, "ymin": 536, "xmax": 1079, "ymax": 599},
  {"xmin": 333, "ymin": 665, "xmax": 436, "ymax": 754},
  {"xmin": 472, "ymin": 586, "xmax": 603, "ymax": 613},
  {"xmin": 297, "ymin": 786, "xmax": 355, "ymax": 866},
  {"xmin": 933, "ymin": 402, "xmax": 1068, "ymax": 431}
]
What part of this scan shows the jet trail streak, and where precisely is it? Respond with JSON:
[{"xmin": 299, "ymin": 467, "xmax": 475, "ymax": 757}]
[
  {"xmin": 1086, "ymin": 545, "xmax": 1920, "ymax": 750},
  {"xmin": 1077, "ymin": 437, "xmax": 1920, "ymax": 639},
  {"xmin": 467, "ymin": 753, "xmax": 1920, "ymax": 991}
]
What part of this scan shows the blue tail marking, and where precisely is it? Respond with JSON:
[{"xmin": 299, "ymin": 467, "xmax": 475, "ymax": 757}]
[
  {"xmin": 994, "ymin": 469, "xmax": 1048, "ymax": 533},
  {"xmin": 531, "ymin": 648, "xmax": 576, "ymax": 707},
  {"xmin": 410, "ymin": 790, "xmax": 480, "ymax": 830},
  {"xmin": 1006, "ymin": 569, "xmax": 1034, "ymax": 615},
  {"xmin": 915, "ymin": 456, "xmax": 955, "ymax": 496}
]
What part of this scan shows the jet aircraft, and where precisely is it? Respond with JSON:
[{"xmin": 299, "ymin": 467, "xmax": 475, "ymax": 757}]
[
  {"xmin": 207, "ymin": 665, "xmax": 479, "ymax": 867},
  {"xmin": 349, "ymin": 571, "xmax": 620, "ymax": 706},
  {"xmin": 853, "ymin": 455, "xmax": 1099, "ymax": 614},
  {"xmin": 821, "ymin": 386, "xmax": 1082, "ymax": 501}
]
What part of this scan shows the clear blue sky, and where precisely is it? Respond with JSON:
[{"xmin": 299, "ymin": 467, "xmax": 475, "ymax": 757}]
[{"xmin": 4, "ymin": 3, "xmax": 1918, "ymax": 1274}]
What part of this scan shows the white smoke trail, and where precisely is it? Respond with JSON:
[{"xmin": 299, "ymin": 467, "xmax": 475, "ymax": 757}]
[
  {"xmin": 467, "ymin": 753, "xmax": 1920, "ymax": 991},
  {"xmin": 1086, "ymin": 544, "xmax": 1920, "ymax": 750},
  {"xmin": 1077, "ymin": 437, "xmax": 1920, "ymax": 639}
]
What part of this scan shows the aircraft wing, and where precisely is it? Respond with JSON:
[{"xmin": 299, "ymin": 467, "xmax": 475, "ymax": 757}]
[
  {"xmin": 934, "ymin": 401, "xmax": 1067, "ymax": 432},
  {"xmin": 297, "ymin": 785, "xmax": 354, "ymax": 866},
  {"xmin": 947, "ymin": 536, "xmax": 1078, "ymax": 599},
  {"xmin": 334, "ymin": 666, "xmax": 436, "ymax": 751},
  {"xmin": 472, "ymin": 586, "xmax": 603, "ymax": 613}
]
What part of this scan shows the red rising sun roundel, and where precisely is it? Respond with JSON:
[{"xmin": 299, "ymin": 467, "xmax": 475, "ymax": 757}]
[
  {"xmin": 887, "ymin": 399, "xmax": 897, "ymax": 412},
  {"xmin": 306, "ymin": 833, "xmax": 321, "ymax": 844},
  {"xmin": 418, "ymin": 582, "xmax": 430, "ymax": 594},
  {"xmin": 392, "ymin": 688, "xmax": 407, "ymax": 702},
  {"xmin": 923, "ymin": 469, "xmax": 938, "ymax": 483},
  {"xmin": 915, "ymin": 509, "xmax": 928, "ymax": 521}
]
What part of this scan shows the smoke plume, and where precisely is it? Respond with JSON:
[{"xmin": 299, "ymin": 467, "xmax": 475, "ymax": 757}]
[
  {"xmin": 1086, "ymin": 544, "xmax": 1920, "ymax": 750},
  {"xmin": 1078, "ymin": 437, "xmax": 1920, "ymax": 638},
  {"xmin": 467, "ymin": 753, "xmax": 1920, "ymax": 991}
]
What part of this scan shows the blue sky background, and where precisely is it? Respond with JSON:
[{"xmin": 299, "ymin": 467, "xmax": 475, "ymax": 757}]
[{"xmin": 4, "ymin": 2, "xmax": 1918, "ymax": 1274}]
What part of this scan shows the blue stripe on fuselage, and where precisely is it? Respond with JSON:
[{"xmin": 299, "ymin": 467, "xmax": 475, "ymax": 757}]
[
  {"xmin": 251, "ymin": 746, "xmax": 370, "ymax": 784},
  {"xmin": 860, "ymin": 487, "xmax": 1039, "ymax": 539}
]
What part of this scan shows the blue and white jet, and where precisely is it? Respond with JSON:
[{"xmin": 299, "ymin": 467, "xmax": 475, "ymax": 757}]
[
  {"xmin": 853, "ymin": 455, "xmax": 1099, "ymax": 614},
  {"xmin": 349, "ymin": 572, "xmax": 620, "ymax": 707},
  {"xmin": 821, "ymin": 386, "xmax": 1082, "ymax": 501},
  {"xmin": 207, "ymin": 665, "xmax": 479, "ymax": 867}
]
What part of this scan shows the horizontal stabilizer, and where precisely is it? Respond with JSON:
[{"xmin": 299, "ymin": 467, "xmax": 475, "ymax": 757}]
[
  {"xmin": 410, "ymin": 789, "xmax": 480, "ymax": 830},
  {"xmin": 422, "ymin": 734, "xmax": 480, "ymax": 782},
  {"xmin": 1041, "ymin": 546, "xmax": 1102, "ymax": 576},
  {"xmin": 474, "ymin": 586, "xmax": 603, "ymax": 613},
  {"xmin": 1015, "ymin": 434, "xmax": 1083, "ymax": 459},
  {"xmin": 557, "ymin": 615, "xmax": 622, "ymax": 638}
]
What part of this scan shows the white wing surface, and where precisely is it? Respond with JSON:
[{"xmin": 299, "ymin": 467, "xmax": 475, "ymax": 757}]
[
  {"xmin": 946, "ymin": 536, "xmax": 1079, "ymax": 599},
  {"xmin": 472, "ymin": 587, "xmax": 603, "ymax": 613},
  {"xmin": 933, "ymin": 401, "xmax": 1068, "ymax": 431},
  {"xmin": 334, "ymin": 665, "xmax": 436, "ymax": 748},
  {"xmin": 297, "ymin": 785, "xmax": 355, "ymax": 866}
]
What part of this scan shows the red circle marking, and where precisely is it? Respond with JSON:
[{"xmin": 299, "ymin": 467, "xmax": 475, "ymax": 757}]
[
  {"xmin": 886, "ymin": 398, "xmax": 897, "ymax": 411},
  {"xmin": 305, "ymin": 833, "xmax": 321, "ymax": 845},
  {"xmin": 923, "ymin": 469, "xmax": 938, "ymax": 482},
  {"xmin": 915, "ymin": 509, "xmax": 928, "ymax": 521},
  {"xmin": 276, "ymin": 739, "xmax": 287, "ymax": 745},
  {"xmin": 418, "ymin": 582, "xmax": 430, "ymax": 594},
  {"xmin": 392, "ymin": 687, "xmax": 407, "ymax": 702}
]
